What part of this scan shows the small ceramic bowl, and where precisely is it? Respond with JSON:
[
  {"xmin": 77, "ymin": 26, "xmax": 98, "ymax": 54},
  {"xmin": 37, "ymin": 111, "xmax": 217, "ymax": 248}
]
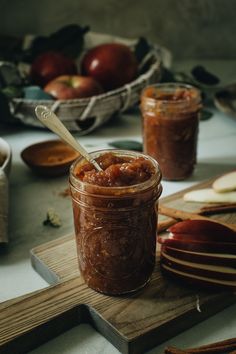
[
  {"xmin": 0, "ymin": 137, "xmax": 12, "ymax": 176},
  {"xmin": 21, "ymin": 140, "xmax": 80, "ymax": 177},
  {"xmin": 214, "ymin": 83, "xmax": 236, "ymax": 119}
]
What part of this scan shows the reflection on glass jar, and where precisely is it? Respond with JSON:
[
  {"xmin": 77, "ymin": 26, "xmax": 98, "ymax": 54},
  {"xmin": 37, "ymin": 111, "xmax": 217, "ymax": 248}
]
[
  {"xmin": 140, "ymin": 83, "xmax": 202, "ymax": 180},
  {"xmin": 69, "ymin": 150, "xmax": 162, "ymax": 295}
]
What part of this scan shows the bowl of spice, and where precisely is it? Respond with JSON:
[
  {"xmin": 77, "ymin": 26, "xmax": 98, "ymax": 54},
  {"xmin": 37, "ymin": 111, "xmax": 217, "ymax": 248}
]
[{"xmin": 21, "ymin": 139, "xmax": 80, "ymax": 176}]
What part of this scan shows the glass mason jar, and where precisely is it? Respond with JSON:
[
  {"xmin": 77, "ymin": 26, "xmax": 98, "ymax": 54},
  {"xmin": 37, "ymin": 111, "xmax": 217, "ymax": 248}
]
[
  {"xmin": 69, "ymin": 149, "xmax": 162, "ymax": 295},
  {"xmin": 140, "ymin": 83, "xmax": 202, "ymax": 180}
]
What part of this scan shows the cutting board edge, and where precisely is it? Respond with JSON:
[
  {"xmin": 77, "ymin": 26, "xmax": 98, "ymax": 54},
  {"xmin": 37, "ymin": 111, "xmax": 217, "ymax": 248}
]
[
  {"xmin": 126, "ymin": 291, "xmax": 236, "ymax": 354},
  {"xmin": 30, "ymin": 249, "xmax": 61, "ymax": 285},
  {"xmin": 27, "ymin": 172, "xmax": 236, "ymax": 354}
]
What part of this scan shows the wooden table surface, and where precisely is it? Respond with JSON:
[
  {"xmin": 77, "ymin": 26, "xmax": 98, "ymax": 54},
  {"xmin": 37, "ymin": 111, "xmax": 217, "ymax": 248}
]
[{"xmin": 1, "ymin": 60, "xmax": 236, "ymax": 354}]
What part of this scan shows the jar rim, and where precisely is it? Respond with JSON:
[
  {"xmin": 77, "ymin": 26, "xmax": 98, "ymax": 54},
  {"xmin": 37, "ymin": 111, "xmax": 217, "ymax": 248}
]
[
  {"xmin": 69, "ymin": 149, "xmax": 162, "ymax": 196},
  {"xmin": 141, "ymin": 82, "xmax": 202, "ymax": 108}
]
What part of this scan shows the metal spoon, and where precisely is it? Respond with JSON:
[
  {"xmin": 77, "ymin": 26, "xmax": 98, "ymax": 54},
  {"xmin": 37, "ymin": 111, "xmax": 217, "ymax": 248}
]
[{"xmin": 35, "ymin": 105, "xmax": 102, "ymax": 171}]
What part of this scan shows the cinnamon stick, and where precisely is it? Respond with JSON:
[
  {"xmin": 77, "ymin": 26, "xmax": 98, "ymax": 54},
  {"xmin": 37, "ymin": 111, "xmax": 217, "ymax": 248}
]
[
  {"xmin": 199, "ymin": 203, "xmax": 236, "ymax": 216},
  {"xmin": 165, "ymin": 336, "xmax": 236, "ymax": 354},
  {"xmin": 158, "ymin": 205, "xmax": 236, "ymax": 232},
  {"xmin": 157, "ymin": 203, "xmax": 236, "ymax": 233},
  {"xmin": 165, "ymin": 347, "xmax": 187, "ymax": 354}
]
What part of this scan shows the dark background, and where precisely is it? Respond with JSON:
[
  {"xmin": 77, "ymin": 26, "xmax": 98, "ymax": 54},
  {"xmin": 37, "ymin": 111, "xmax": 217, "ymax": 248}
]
[{"xmin": 0, "ymin": 0, "xmax": 235, "ymax": 60}]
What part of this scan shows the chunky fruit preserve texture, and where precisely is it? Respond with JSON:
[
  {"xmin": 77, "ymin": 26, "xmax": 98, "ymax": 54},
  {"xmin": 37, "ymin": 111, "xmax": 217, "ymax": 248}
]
[
  {"xmin": 146, "ymin": 88, "xmax": 193, "ymax": 101},
  {"xmin": 144, "ymin": 112, "xmax": 198, "ymax": 180},
  {"xmin": 70, "ymin": 152, "xmax": 161, "ymax": 295},
  {"xmin": 141, "ymin": 86, "xmax": 201, "ymax": 180},
  {"xmin": 75, "ymin": 152, "xmax": 155, "ymax": 186}
]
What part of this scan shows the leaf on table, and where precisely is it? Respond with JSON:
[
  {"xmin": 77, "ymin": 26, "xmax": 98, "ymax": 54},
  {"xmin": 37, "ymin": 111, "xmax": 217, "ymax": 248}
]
[
  {"xmin": 160, "ymin": 67, "xmax": 177, "ymax": 83},
  {"xmin": 191, "ymin": 65, "xmax": 220, "ymax": 86},
  {"xmin": 172, "ymin": 71, "xmax": 194, "ymax": 84},
  {"xmin": 134, "ymin": 37, "xmax": 151, "ymax": 64},
  {"xmin": 200, "ymin": 109, "xmax": 213, "ymax": 121},
  {"xmin": 2, "ymin": 85, "xmax": 23, "ymax": 99},
  {"xmin": 43, "ymin": 208, "xmax": 62, "ymax": 228},
  {"xmin": 108, "ymin": 140, "xmax": 143, "ymax": 151},
  {"xmin": 134, "ymin": 37, "xmax": 158, "ymax": 74}
]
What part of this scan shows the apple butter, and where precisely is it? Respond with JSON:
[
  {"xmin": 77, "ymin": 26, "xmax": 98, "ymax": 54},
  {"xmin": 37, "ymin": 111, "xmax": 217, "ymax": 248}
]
[
  {"xmin": 69, "ymin": 150, "xmax": 162, "ymax": 295},
  {"xmin": 141, "ymin": 83, "xmax": 202, "ymax": 180}
]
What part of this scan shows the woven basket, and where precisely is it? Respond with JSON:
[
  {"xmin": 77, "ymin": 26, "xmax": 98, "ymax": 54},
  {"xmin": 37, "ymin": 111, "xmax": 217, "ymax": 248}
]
[{"xmin": 9, "ymin": 32, "xmax": 165, "ymax": 134}]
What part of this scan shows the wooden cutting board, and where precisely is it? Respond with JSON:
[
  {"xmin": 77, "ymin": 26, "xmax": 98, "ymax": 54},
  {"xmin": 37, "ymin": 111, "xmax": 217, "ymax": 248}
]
[{"xmin": 1, "ymin": 176, "xmax": 236, "ymax": 354}]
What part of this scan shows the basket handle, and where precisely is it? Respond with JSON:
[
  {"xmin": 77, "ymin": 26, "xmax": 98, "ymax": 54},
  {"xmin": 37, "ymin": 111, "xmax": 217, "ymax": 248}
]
[
  {"xmin": 50, "ymin": 96, "xmax": 98, "ymax": 123},
  {"xmin": 80, "ymin": 96, "xmax": 98, "ymax": 121}
]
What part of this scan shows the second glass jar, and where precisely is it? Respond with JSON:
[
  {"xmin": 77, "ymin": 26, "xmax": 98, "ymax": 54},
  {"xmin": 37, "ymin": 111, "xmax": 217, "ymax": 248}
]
[{"xmin": 140, "ymin": 83, "xmax": 202, "ymax": 180}]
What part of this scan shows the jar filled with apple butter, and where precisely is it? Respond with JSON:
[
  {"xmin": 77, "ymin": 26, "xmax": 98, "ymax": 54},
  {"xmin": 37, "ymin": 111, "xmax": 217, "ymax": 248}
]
[
  {"xmin": 140, "ymin": 83, "xmax": 202, "ymax": 180},
  {"xmin": 69, "ymin": 150, "xmax": 162, "ymax": 295}
]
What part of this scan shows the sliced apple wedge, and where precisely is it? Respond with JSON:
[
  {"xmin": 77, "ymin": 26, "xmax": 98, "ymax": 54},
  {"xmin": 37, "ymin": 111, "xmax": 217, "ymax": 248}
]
[
  {"xmin": 213, "ymin": 171, "xmax": 236, "ymax": 193},
  {"xmin": 161, "ymin": 263, "xmax": 236, "ymax": 290},
  {"xmin": 168, "ymin": 232, "xmax": 236, "ymax": 244},
  {"xmin": 160, "ymin": 217, "xmax": 236, "ymax": 290},
  {"xmin": 169, "ymin": 219, "xmax": 236, "ymax": 241},
  {"xmin": 161, "ymin": 251, "xmax": 236, "ymax": 281},
  {"xmin": 183, "ymin": 188, "xmax": 236, "ymax": 203},
  {"xmin": 162, "ymin": 245, "xmax": 236, "ymax": 268},
  {"xmin": 158, "ymin": 236, "xmax": 236, "ymax": 254}
]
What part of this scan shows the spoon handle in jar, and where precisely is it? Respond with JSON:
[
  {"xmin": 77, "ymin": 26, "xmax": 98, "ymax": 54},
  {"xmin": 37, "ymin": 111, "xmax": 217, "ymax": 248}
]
[{"xmin": 35, "ymin": 105, "xmax": 102, "ymax": 171}]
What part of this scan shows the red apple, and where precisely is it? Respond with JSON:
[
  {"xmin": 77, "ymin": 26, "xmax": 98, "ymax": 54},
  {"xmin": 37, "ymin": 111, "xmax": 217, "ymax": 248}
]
[
  {"xmin": 44, "ymin": 75, "xmax": 104, "ymax": 100},
  {"xmin": 30, "ymin": 51, "xmax": 77, "ymax": 87},
  {"xmin": 81, "ymin": 43, "xmax": 138, "ymax": 91}
]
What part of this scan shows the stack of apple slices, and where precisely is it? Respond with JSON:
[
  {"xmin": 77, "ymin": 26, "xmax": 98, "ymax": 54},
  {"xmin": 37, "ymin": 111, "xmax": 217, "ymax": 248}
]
[
  {"xmin": 184, "ymin": 171, "xmax": 236, "ymax": 203},
  {"xmin": 158, "ymin": 219, "xmax": 236, "ymax": 290}
]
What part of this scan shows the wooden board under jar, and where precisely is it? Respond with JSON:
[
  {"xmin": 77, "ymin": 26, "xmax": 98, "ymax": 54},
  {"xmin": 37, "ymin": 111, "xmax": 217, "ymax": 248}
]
[{"xmin": 0, "ymin": 175, "xmax": 236, "ymax": 354}]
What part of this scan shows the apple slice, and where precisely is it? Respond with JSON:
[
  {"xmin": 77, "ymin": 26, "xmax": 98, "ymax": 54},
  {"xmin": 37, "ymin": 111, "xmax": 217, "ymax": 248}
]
[
  {"xmin": 158, "ymin": 236, "xmax": 236, "ymax": 254},
  {"xmin": 213, "ymin": 171, "xmax": 236, "ymax": 193},
  {"xmin": 169, "ymin": 219, "xmax": 236, "ymax": 241},
  {"xmin": 161, "ymin": 263, "xmax": 236, "ymax": 290},
  {"xmin": 161, "ymin": 251, "xmax": 236, "ymax": 281},
  {"xmin": 183, "ymin": 188, "xmax": 236, "ymax": 203},
  {"xmin": 168, "ymin": 232, "xmax": 236, "ymax": 244},
  {"xmin": 162, "ymin": 245, "xmax": 236, "ymax": 268}
]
